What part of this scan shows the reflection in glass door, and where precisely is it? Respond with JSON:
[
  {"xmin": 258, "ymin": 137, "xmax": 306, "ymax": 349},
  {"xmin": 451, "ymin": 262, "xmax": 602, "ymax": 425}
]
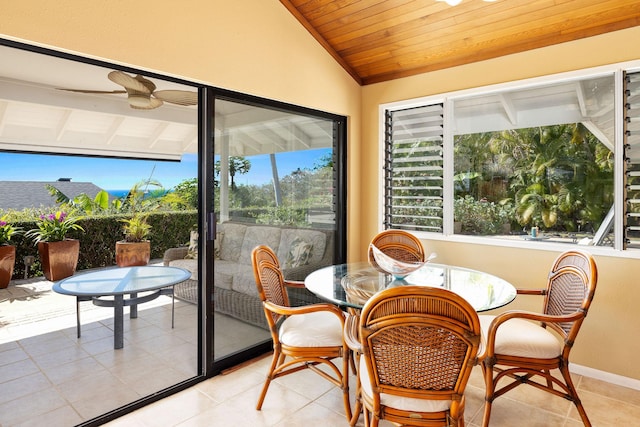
[
  {"xmin": 210, "ymin": 95, "xmax": 345, "ymax": 369},
  {"xmin": 0, "ymin": 41, "xmax": 202, "ymax": 426}
]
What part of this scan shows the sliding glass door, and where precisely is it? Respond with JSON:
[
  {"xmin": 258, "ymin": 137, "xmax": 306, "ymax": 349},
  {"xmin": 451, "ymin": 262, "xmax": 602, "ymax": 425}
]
[
  {"xmin": 0, "ymin": 39, "xmax": 348, "ymax": 424},
  {"xmin": 0, "ymin": 40, "xmax": 202, "ymax": 426},
  {"xmin": 208, "ymin": 93, "xmax": 347, "ymax": 371}
]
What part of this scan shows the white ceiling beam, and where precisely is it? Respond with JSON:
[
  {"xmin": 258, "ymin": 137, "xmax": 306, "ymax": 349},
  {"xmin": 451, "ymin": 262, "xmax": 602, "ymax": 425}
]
[
  {"xmin": 148, "ymin": 122, "xmax": 169, "ymax": 148},
  {"xmin": 231, "ymin": 129, "xmax": 264, "ymax": 155},
  {"xmin": 498, "ymin": 93, "xmax": 517, "ymax": 125},
  {"xmin": 105, "ymin": 116, "xmax": 126, "ymax": 145},
  {"xmin": 582, "ymin": 120, "xmax": 613, "ymax": 151},
  {"xmin": 0, "ymin": 101, "xmax": 7, "ymax": 135},
  {"xmin": 55, "ymin": 109, "xmax": 73, "ymax": 141},
  {"xmin": 181, "ymin": 127, "xmax": 198, "ymax": 153},
  {"xmin": 575, "ymin": 82, "xmax": 588, "ymax": 117},
  {"xmin": 303, "ymin": 119, "xmax": 332, "ymax": 139},
  {"xmin": 264, "ymin": 120, "xmax": 311, "ymax": 149}
]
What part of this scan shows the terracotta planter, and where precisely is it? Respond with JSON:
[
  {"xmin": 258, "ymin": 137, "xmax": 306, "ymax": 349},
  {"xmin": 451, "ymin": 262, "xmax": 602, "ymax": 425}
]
[
  {"xmin": 115, "ymin": 241, "xmax": 150, "ymax": 267},
  {"xmin": 38, "ymin": 239, "xmax": 80, "ymax": 281},
  {"xmin": 0, "ymin": 245, "xmax": 16, "ymax": 289}
]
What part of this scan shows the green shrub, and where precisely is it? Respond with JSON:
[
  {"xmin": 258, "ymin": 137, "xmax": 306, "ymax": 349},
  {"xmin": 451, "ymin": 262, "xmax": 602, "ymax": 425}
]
[
  {"xmin": 9, "ymin": 210, "xmax": 197, "ymax": 280},
  {"xmin": 454, "ymin": 195, "xmax": 513, "ymax": 235}
]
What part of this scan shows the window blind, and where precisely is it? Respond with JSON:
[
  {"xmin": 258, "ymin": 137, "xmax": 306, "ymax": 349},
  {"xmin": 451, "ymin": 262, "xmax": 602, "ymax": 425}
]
[
  {"xmin": 384, "ymin": 104, "xmax": 444, "ymax": 232},
  {"xmin": 625, "ymin": 72, "xmax": 640, "ymax": 248}
]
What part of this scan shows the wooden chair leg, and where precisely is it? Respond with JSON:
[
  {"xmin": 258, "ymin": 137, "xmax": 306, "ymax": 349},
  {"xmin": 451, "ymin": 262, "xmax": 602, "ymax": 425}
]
[
  {"xmin": 349, "ymin": 377, "xmax": 362, "ymax": 427},
  {"xmin": 481, "ymin": 362, "xmax": 496, "ymax": 427},
  {"xmin": 342, "ymin": 353, "xmax": 353, "ymax": 422},
  {"xmin": 256, "ymin": 350, "xmax": 281, "ymax": 410},
  {"xmin": 363, "ymin": 405, "xmax": 372, "ymax": 427},
  {"xmin": 559, "ymin": 365, "xmax": 592, "ymax": 427}
]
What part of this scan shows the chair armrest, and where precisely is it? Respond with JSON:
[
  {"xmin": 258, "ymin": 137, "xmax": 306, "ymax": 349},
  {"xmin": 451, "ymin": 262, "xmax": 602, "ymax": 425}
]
[
  {"xmin": 264, "ymin": 301, "xmax": 345, "ymax": 324},
  {"xmin": 517, "ymin": 289, "xmax": 547, "ymax": 296},
  {"xmin": 284, "ymin": 279, "xmax": 305, "ymax": 289},
  {"xmin": 284, "ymin": 263, "xmax": 328, "ymax": 281},
  {"xmin": 163, "ymin": 246, "xmax": 189, "ymax": 265}
]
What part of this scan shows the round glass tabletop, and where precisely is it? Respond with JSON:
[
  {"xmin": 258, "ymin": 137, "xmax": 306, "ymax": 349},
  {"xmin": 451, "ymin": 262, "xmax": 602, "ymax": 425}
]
[{"xmin": 305, "ymin": 262, "xmax": 517, "ymax": 312}]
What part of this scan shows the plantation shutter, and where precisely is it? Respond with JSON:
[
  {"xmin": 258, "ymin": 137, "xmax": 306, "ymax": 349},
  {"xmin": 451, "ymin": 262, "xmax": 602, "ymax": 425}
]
[
  {"xmin": 384, "ymin": 104, "xmax": 444, "ymax": 232},
  {"xmin": 625, "ymin": 71, "xmax": 640, "ymax": 248}
]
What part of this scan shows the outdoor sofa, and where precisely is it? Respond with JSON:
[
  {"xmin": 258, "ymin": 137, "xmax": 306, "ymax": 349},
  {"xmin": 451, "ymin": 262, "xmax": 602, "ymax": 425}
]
[{"xmin": 163, "ymin": 221, "xmax": 332, "ymax": 328}]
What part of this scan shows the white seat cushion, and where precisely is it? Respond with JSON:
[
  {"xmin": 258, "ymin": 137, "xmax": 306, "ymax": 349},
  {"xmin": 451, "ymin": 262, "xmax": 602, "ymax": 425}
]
[
  {"xmin": 359, "ymin": 358, "xmax": 451, "ymax": 413},
  {"xmin": 479, "ymin": 315, "xmax": 562, "ymax": 359},
  {"xmin": 279, "ymin": 311, "xmax": 343, "ymax": 347}
]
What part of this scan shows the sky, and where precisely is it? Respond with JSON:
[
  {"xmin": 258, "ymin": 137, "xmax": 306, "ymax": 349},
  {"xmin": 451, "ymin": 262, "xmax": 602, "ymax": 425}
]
[{"xmin": 0, "ymin": 149, "xmax": 329, "ymax": 192}]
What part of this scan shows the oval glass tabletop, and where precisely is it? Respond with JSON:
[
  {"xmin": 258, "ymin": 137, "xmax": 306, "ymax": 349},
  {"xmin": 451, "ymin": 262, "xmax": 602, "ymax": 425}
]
[
  {"xmin": 53, "ymin": 266, "xmax": 192, "ymax": 296},
  {"xmin": 305, "ymin": 262, "xmax": 517, "ymax": 312}
]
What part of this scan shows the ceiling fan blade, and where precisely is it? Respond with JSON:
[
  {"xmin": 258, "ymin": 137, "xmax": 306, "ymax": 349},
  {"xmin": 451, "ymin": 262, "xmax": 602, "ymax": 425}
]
[
  {"xmin": 153, "ymin": 90, "xmax": 198, "ymax": 106},
  {"xmin": 57, "ymin": 88, "xmax": 127, "ymax": 94},
  {"xmin": 129, "ymin": 96, "xmax": 164, "ymax": 110},
  {"xmin": 108, "ymin": 70, "xmax": 153, "ymax": 93}
]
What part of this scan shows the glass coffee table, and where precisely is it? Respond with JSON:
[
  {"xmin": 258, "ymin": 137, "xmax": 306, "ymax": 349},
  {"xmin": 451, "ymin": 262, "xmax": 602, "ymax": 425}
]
[{"xmin": 53, "ymin": 265, "xmax": 191, "ymax": 349}]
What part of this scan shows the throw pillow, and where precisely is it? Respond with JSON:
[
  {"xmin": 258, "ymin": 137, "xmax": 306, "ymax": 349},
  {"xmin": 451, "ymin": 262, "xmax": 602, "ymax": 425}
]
[
  {"xmin": 285, "ymin": 237, "xmax": 313, "ymax": 269},
  {"xmin": 184, "ymin": 230, "xmax": 199, "ymax": 259}
]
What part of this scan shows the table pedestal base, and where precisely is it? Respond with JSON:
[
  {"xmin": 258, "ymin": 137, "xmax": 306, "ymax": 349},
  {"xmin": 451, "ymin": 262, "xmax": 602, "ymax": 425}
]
[{"xmin": 76, "ymin": 287, "xmax": 175, "ymax": 349}]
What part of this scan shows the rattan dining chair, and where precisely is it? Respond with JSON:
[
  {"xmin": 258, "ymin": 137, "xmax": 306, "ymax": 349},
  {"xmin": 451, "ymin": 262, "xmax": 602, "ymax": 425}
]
[
  {"xmin": 368, "ymin": 229, "xmax": 426, "ymax": 272},
  {"xmin": 356, "ymin": 285, "xmax": 481, "ymax": 427},
  {"xmin": 480, "ymin": 250, "xmax": 598, "ymax": 427},
  {"xmin": 251, "ymin": 245, "xmax": 352, "ymax": 422},
  {"xmin": 346, "ymin": 229, "xmax": 429, "ymax": 426}
]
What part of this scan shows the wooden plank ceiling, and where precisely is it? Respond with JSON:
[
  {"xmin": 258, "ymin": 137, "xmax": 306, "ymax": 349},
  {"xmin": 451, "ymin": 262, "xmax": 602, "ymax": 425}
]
[{"xmin": 280, "ymin": 0, "xmax": 640, "ymax": 85}]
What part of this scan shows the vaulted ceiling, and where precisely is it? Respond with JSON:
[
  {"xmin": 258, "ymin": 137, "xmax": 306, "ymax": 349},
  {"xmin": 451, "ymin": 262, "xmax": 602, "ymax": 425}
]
[{"xmin": 281, "ymin": 0, "xmax": 640, "ymax": 85}]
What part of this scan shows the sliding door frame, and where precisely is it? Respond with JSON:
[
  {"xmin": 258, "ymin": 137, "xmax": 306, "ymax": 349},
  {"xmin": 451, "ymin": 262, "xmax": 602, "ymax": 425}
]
[{"xmin": 205, "ymin": 87, "xmax": 348, "ymax": 374}]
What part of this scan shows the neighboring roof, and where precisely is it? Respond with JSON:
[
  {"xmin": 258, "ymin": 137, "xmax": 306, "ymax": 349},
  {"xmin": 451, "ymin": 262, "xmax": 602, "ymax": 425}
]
[{"xmin": 0, "ymin": 180, "xmax": 107, "ymax": 211}]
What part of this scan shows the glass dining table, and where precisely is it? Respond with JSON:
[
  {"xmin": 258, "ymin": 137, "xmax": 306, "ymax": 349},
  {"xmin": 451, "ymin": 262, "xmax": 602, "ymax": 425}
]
[{"xmin": 304, "ymin": 262, "xmax": 517, "ymax": 312}]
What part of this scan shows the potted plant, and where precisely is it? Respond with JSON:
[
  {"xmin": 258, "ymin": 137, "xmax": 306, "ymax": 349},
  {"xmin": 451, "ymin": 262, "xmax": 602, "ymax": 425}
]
[
  {"xmin": 0, "ymin": 216, "xmax": 22, "ymax": 288},
  {"xmin": 26, "ymin": 211, "xmax": 84, "ymax": 281},
  {"xmin": 115, "ymin": 213, "xmax": 151, "ymax": 267}
]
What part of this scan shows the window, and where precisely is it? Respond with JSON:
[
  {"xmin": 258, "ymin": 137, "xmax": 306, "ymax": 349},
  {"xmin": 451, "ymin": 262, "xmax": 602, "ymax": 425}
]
[
  {"xmin": 383, "ymin": 66, "xmax": 640, "ymax": 252},
  {"xmin": 384, "ymin": 105, "xmax": 443, "ymax": 232}
]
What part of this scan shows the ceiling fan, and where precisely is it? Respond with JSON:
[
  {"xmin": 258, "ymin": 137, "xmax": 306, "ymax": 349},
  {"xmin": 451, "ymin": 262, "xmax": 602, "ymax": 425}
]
[{"xmin": 58, "ymin": 70, "xmax": 198, "ymax": 110}]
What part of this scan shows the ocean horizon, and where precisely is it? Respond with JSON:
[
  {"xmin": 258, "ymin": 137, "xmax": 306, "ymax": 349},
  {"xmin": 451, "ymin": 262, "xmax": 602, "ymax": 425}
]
[
  {"xmin": 107, "ymin": 190, "xmax": 129, "ymax": 198},
  {"xmin": 108, "ymin": 189, "xmax": 172, "ymax": 199}
]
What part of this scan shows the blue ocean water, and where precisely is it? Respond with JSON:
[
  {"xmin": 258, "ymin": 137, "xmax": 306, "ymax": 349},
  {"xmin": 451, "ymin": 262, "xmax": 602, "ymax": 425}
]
[
  {"xmin": 108, "ymin": 190, "xmax": 129, "ymax": 199},
  {"xmin": 107, "ymin": 189, "xmax": 170, "ymax": 199}
]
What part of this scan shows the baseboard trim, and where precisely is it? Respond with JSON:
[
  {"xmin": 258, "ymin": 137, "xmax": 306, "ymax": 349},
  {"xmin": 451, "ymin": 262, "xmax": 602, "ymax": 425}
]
[{"xmin": 572, "ymin": 364, "xmax": 640, "ymax": 391}]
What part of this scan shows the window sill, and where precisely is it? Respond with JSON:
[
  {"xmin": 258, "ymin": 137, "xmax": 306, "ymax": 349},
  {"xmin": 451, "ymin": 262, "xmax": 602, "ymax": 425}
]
[{"xmin": 412, "ymin": 230, "xmax": 640, "ymax": 260}]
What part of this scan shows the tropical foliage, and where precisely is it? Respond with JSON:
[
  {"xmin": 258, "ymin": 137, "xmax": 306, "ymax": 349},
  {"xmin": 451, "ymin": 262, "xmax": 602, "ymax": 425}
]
[
  {"xmin": 454, "ymin": 123, "xmax": 613, "ymax": 235},
  {"xmin": 119, "ymin": 214, "xmax": 152, "ymax": 242},
  {"xmin": 212, "ymin": 153, "xmax": 333, "ymax": 226},
  {"xmin": 453, "ymin": 196, "xmax": 513, "ymax": 235},
  {"xmin": 25, "ymin": 211, "xmax": 85, "ymax": 243},
  {"xmin": 0, "ymin": 215, "xmax": 21, "ymax": 245},
  {"xmin": 214, "ymin": 156, "xmax": 251, "ymax": 190}
]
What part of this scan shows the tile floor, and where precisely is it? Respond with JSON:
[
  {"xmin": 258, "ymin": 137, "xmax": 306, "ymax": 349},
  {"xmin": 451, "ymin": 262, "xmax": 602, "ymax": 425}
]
[
  {"xmin": 0, "ymin": 271, "xmax": 269, "ymax": 427},
  {"xmin": 0, "ymin": 278, "xmax": 199, "ymax": 426},
  {"xmin": 3, "ymin": 275, "xmax": 640, "ymax": 426},
  {"xmin": 103, "ymin": 351, "xmax": 640, "ymax": 427}
]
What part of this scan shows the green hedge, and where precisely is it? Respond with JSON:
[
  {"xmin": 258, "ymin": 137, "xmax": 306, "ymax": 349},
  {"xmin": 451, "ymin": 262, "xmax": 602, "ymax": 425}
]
[{"xmin": 9, "ymin": 210, "xmax": 197, "ymax": 280}]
